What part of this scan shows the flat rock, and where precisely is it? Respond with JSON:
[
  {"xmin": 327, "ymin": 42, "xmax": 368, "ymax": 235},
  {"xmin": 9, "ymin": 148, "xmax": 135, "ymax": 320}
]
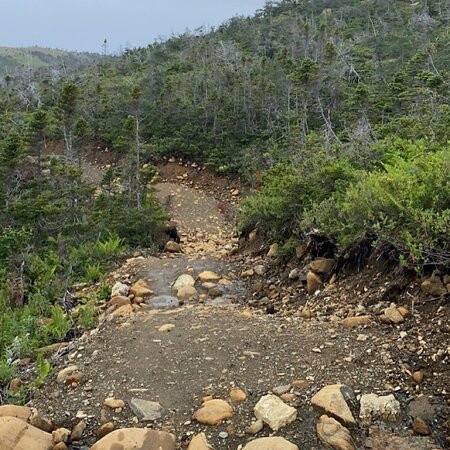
[
  {"xmin": 384, "ymin": 305, "xmax": 404, "ymax": 324},
  {"xmin": 243, "ymin": 437, "xmax": 298, "ymax": 449},
  {"xmin": 341, "ymin": 316, "xmax": 371, "ymax": 329},
  {"xmin": 359, "ymin": 393, "xmax": 400, "ymax": 425},
  {"xmin": 158, "ymin": 323, "xmax": 175, "ymax": 332},
  {"xmin": 421, "ymin": 278, "xmax": 446, "ymax": 296},
  {"xmin": 408, "ymin": 396, "xmax": 436, "ymax": 421},
  {"xmin": 316, "ymin": 415, "xmax": 355, "ymax": 450},
  {"xmin": 198, "ymin": 271, "xmax": 220, "ymax": 282},
  {"xmin": 172, "ymin": 274, "xmax": 195, "ymax": 291},
  {"xmin": 129, "ymin": 398, "xmax": 164, "ymax": 421},
  {"xmin": 0, "ymin": 416, "xmax": 53, "ymax": 450},
  {"xmin": 254, "ymin": 394, "xmax": 297, "ymax": 431},
  {"xmin": 91, "ymin": 428, "xmax": 176, "ymax": 450},
  {"xmin": 0, "ymin": 405, "xmax": 32, "ymax": 421},
  {"xmin": 272, "ymin": 384, "xmax": 291, "ymax": 396},
  {"xmin": 146, "ymin": 295, "xmax": 180, "ymax": 308},
  {"xmin": 311, "ymin": 385, "xmax": 356, "ymax": 427},
  {"xmin": 187, "ymin": 432, "xmax": 212, "ymax": 449},
  {"xmin": 192, "ymin": 399, "xmax": 233, "ymax": 425},
  {"xmin": 365, "ymin": 427, "xmax": 436, "ymax": 449}
]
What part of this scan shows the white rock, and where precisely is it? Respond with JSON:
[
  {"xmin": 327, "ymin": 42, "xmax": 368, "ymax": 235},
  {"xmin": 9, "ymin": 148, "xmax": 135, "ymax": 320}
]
[
  {"xmin": 254, "ymin": 394, "xmax": 297, "ymax": 431},
  {"xmin": 359, "ymin": 393, "xmax": 401, "ymax": 425},
  {"xmin": 111, "ymin": 282, "xmax": 129, "ymax": 298},
  {"xmin": 254, "ymin": 265, "xmax": 266, "ymax": 276}
]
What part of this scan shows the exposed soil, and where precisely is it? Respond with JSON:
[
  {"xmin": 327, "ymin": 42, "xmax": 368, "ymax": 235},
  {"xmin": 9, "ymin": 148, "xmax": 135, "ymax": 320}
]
[{"xmin": 29, "ymin": 162, "xmax": 449, "ymax": 449}]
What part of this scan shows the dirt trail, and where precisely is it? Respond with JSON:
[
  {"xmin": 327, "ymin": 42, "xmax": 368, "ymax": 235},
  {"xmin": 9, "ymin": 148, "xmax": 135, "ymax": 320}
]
[{"xmin": 31, "ymin": 171, "xmax": 446, "ymax": 449}]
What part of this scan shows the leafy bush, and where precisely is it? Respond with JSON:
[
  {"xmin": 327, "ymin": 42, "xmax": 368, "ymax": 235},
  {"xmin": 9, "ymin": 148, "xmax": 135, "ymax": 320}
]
[{"xmin": 306, "ymin": 147, "xmax": 450, "ymax": 266}]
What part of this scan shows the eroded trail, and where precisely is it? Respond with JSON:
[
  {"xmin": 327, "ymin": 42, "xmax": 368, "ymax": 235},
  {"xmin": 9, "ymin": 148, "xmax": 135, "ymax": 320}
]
[{"xmin": 30, "ymin": 174, "xmax": 445, "ymax": 450}]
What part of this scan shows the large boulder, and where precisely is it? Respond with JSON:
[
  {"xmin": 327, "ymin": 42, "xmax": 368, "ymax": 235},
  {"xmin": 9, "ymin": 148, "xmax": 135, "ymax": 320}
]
[
  {"xmin": 254, "ymin": 394, "xmax": 297, "ymax": 431},
  {"xmin": 311, "ymin": 385, "xmax": 356, "ymax": 427},
  {"xmin": 316, "ymin": 415, "xmax": 355, "ymax": 450},
  {"xmin": 243, "ymin": 437, "xmax": 298, "ymax": 449},
  {"xmin": 91, "ymin": 428, "xmax": 176, "ymax": 450},
  {"xmin": 0, "ymin": 416, "xmax": 53, "ymax": 450}
]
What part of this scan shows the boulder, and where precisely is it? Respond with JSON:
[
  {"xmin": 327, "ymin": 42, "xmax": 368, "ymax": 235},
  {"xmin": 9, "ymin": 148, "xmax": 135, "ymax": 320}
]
[
  {"xmin": 177, "ymin": 285, "xmax": 198, "ymax": 300},
  {"xmin": 359, "ymin": 393, "xmax": 400, "ymax": 425},
  {"xmin": 172, "ymin": 274, "xmax": 195, "ymax": 291},
  {"xmin": 112, "ymin": 304, "xmax": 134, "ymax": 318},
  {"xmin": 111, "ymin": 282, "xmax": 129, "ymax": 298},
  {"xmin": 192, "ymin": 399, "xmax": 233, "ymax": 425},
  {"xmin": 0, "ymin": 416, "xmax": 53, "ymax": 450},
  {"xmin": 164, "ymin": 241, "xmax": 182, "ymax": 253},
  {"xmin": 198, "ymin": 271, "xmax": 220, "ymax": 282},
  {"xmin": 0, "ymin": 405, "xmax": 32, "ymax": 421},
  {"xmin": 311, "ymin": 385, "xmax": 356, "ymax": 427},
  {"xmin": 91, "ymin": 428, "xmax": 176, "ymax": 450},
  {"xmin": 307, "ymin": 271, "xmax": 322, "ymax": 294},
  {"xmin": 129, "ymin": 279, "xmax": 154, "ymax": 298},
  {"xmin": 316, "ymin": 415, "xmax": 355, "ymax": 450},
  {"xmin": 310, "ymin": 258, "xmax": 335, "ymax": 274},
  {"xmin": 254, "ymin": 394, "xmax": 297, "ymax": 431},
  {"xmin": 243, "ymin": 437, "xmax": 298, "ymax": 449},
  {"xmin": 187, "ymin": 432, "xmax": 212, "ymax": 449},
  {"xmin": 129, "ymin": 398, "xmax": 164, "ymax": 421}
]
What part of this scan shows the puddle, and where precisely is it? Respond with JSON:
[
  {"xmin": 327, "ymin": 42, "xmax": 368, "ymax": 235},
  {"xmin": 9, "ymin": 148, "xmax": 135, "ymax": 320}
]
[{"xmin": 146, "ymin": 295, "xmax": 180, "ymax": 309}]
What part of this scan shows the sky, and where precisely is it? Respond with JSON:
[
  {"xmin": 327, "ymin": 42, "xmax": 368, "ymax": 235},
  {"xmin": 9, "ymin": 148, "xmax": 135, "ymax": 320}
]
[{"xmin": 0, "ymin": 0, "xmax": 268, "ymax": 53}]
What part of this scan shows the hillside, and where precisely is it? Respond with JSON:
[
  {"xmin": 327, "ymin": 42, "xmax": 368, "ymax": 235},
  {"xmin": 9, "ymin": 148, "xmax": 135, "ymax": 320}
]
[{"xmin": 0, "ymin": 46, "xmax": 100, "ymax": 74}]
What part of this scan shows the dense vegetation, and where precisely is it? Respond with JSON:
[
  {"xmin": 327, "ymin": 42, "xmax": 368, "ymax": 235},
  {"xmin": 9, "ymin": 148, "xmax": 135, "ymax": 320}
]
[
  {"xmin": 0, "ymin": 0, "xmax": 448, "ymax": 398},
  {"xmin": 0, "ymin": 46, "xmax": 100, "ymax": 74}
]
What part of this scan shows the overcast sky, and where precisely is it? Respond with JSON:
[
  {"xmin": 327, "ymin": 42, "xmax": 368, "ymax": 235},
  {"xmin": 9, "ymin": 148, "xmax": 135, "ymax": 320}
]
[{"xmin": 0, "ymin": 0, "xmax": 268, "ymax": 53}]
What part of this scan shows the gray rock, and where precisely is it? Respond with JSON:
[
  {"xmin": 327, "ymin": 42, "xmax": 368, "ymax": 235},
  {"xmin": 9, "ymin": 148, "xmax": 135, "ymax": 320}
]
[
  {"xmin": 145, "ymin": 295, "xmax": 179, "ymax": 308},
  {"xmin": 129, "ymin": 398, "xmax": 164, "ymax": 421},
  {"xmin": 272, "ymin": 384, "xmax": 291, "ymax": 396}
]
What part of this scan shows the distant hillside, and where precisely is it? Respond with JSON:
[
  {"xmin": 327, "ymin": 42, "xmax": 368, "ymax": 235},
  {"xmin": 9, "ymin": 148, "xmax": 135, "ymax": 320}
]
[{"xmin": 0, "ymin": 46, "xmax": 100, "ymax": 74}]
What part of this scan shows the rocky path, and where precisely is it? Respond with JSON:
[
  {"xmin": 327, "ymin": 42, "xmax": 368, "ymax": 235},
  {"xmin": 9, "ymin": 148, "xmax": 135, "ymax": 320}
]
[{"xmin": 3, "ymin": 169, "xmax": 447, "ymax": 450}]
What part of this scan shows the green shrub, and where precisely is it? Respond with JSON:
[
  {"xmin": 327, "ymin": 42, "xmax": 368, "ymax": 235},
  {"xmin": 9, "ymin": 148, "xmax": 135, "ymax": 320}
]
[{"xmin": 305, "ymin": 147, "xmax": 450, "ymax": 266}]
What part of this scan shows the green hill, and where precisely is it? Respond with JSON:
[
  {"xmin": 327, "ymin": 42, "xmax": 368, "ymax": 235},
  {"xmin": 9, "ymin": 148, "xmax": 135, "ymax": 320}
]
[{"xmin": 0, "ymin": 46, "xmax": 100, "ymax": 73}]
